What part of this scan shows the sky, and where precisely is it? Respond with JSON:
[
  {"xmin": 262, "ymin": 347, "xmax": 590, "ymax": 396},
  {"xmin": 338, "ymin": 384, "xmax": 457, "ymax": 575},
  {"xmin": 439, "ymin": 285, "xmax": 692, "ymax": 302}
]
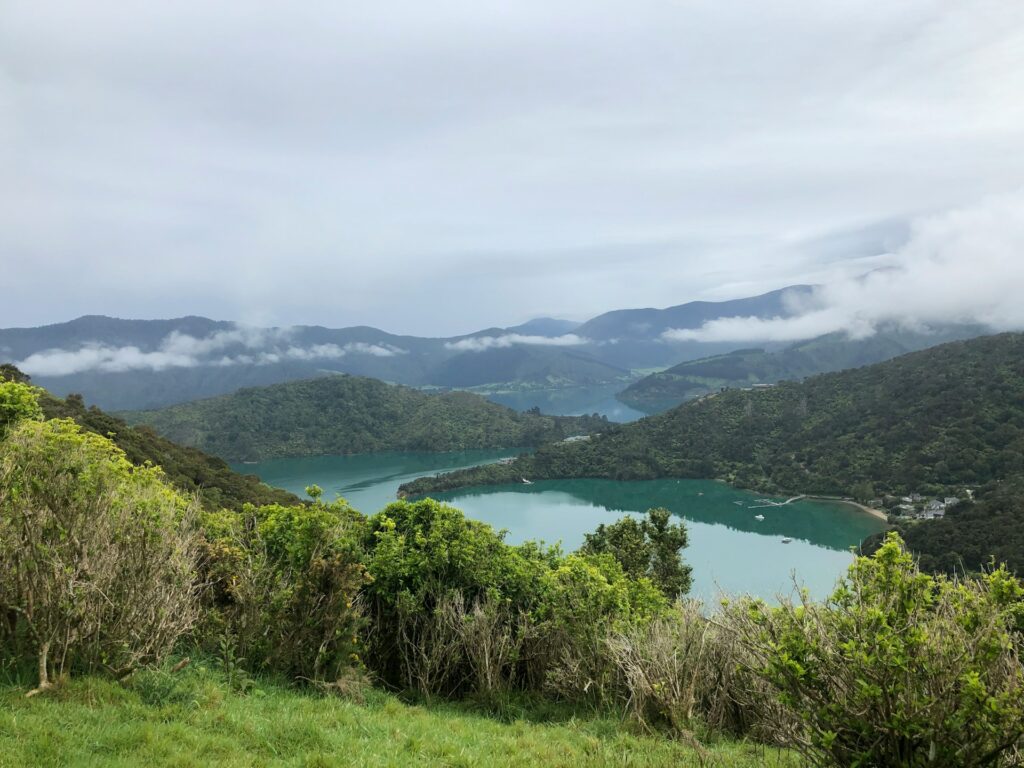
[{"xmin": 2, "ymin": 0, "xmax": 1024, "ymax": 336}]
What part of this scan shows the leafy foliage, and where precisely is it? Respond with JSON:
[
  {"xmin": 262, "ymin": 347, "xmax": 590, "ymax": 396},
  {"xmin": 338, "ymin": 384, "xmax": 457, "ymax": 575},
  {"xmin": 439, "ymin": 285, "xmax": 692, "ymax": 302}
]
[
  {"xmin": 360, "ymin": 498, "xmax": 669, "ymax": 699},
  {"xmin": 738, "ymin": 533, "xmax": 1024, "ymax": 767},
  {"xmin": 124, "ymin": 374, "xmax": 608, "ymax": 460},
  {"xmin": 0, "ymin": 378, "xmax": 43, "ymax": 436},
  {"xmin": 1, "ymin": 366, "xmax": 300, "ymax": 511},
  {"xmin": 0, "ymin": 417, "xmax": 200, "ymax": 690},
  {"xmin": 580, "ymin": 507, "xmax": 692, "ymax": 598},
  {"xmin": 200, "ymin": 494, "xmax": 369, "ymax": 682}
]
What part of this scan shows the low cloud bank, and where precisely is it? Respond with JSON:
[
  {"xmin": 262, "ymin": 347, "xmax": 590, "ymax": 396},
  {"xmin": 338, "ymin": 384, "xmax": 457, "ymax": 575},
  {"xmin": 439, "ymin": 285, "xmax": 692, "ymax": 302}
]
[
  {"xmin": 664, "ymin": 193, "xmax": 1024, "ymax": 343},
  {"xmin": 17, "ymin": 328, "xmax": 406, "ymax": 377},
  {"xmin": 445, "ymin": 333, "xmax": 589, "ymax": 353}
]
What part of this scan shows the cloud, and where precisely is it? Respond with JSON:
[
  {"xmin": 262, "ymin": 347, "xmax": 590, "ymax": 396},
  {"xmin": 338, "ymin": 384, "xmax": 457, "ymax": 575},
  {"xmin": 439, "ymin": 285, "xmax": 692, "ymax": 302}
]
[
  {"xmin": 663, "ymin": 192, "xmax": 1024, "ymax": 343},
  {"xmin": 342, "ymin": 342, "xmax": 407, "ymax": 357},
  {"xmin": 3, "ymin": 1, "xmax": 1024, "ymax": 334},
  {"xmin": 444, "ymin": 333, "xmax": 588, "ymax": 353},
  {"xmin": 16, "ymin": 328, "xmax": 408, "ymax": 376},
  {"xmin": 17, "ymin": 345, "xmax": 197, "ymax": 376}
]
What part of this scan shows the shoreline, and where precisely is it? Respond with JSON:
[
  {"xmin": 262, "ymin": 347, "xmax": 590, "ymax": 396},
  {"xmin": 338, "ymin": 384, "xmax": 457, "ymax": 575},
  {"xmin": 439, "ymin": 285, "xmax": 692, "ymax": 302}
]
[{"xmin": 804, "ymin": 495, "xmax": 889, "ymax": 522}]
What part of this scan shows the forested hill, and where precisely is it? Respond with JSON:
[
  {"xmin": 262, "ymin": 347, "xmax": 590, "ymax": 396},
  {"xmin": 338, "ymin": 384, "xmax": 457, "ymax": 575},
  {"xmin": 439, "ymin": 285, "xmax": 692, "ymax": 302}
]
[
  {"xmin": 617, "ymin": 325, "xmax": 985, "ymax": 414},
  {"xmin": 123, "ymin": 374, "xmax": 608, "ymax": 461},
  {"xmin": 401, "ymin": 332, "xmax": 1024, "ymax": 500},
  {"xmin": 0, "ymin": 364, "xmax": 300, "ymax": 511}
]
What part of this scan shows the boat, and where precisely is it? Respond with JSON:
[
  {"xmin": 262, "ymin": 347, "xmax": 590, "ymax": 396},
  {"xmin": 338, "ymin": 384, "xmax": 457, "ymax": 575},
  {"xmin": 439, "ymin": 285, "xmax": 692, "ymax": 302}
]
[
  {"xmin": 781, "ymin": 537, "xmax": 792, "ymax": 544},
  {"xmin": 521, "ymin": 478, "xmax": 533, "ymax": 485},
  {"xmin": 754, "ymin": 514, "xmax": 765, "ymax": 521}
]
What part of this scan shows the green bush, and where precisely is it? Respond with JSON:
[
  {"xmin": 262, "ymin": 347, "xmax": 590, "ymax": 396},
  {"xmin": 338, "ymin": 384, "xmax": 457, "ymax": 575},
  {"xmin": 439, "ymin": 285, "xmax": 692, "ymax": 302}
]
[
  {"xmin": 539, "ymin": 552, "xmax": 668, "ymax": 702},
  {"xmin": 739, "ymin": 533, "xmax": 1024, "ymax": 767},
  {"xmin": 200, "ymin": 491, "xmax": 369, "ymax": 683},
  {"xmin": 0, "ymin": 418, "xmax": 199, "ymax": 693},
  {"xmin": 361, "ymin": 498, "xmax": 547, "ymax": 696},
  {"xmin": 0, "ymin": 379, "xmax": 42, "ymax": 437},
  {"xmin": 360, "ymin": 498, "xmax": 669, "ymax": 700}
]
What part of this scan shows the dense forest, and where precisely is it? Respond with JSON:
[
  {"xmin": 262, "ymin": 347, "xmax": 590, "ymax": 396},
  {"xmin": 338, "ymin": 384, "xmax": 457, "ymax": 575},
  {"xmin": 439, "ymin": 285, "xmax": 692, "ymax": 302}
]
[
  {"xmin": 403, "ymin": 333, "xmax": 1024, "ymax": 503},
  {"xmin": 0, "ymin": 365, "xmax": 298, "ymax": 510},
  {"xmin": 617, "ymin": 325, "xmax": 982, "ymax": 414},
  {"xmin": 124, "ymin": 374, "xmax": 608, "ymax": 461}
]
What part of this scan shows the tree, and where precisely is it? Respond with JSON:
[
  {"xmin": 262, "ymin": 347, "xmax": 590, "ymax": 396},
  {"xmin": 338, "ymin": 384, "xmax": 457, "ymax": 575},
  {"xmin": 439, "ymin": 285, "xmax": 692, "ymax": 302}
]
[
  {"xmin": 850, "ymin": 480, "xmax": 875, "ymax": 504},
  {"xmin": 580, "ymin": 507, "xmax": 692, "ymax": 598}
]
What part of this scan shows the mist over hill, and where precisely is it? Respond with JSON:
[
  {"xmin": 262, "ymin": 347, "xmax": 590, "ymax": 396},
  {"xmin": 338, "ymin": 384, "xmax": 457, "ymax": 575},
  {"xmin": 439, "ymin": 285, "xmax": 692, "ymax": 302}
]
[{"xmin": 0, "ymin": 287, "xmax": 811, "ymax": 410}]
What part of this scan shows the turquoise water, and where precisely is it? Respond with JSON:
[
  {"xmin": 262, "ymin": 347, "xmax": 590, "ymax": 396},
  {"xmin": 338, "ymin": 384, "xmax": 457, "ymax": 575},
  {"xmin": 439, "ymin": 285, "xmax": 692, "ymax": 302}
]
[
  {"xmin": 234, "ymin": 452, "xmax": 887, "ymax": 604},
  {"xmin": 234, "ymin": 449, "xmax": 527, "ymax": 513}
]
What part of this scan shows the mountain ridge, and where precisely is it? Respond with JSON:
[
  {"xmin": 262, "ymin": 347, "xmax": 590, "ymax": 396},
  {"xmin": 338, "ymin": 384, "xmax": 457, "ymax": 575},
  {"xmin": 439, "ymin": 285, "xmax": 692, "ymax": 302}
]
[{"xmin": 1, "ymin": 287, "xmax": 818, "ymax": 410}]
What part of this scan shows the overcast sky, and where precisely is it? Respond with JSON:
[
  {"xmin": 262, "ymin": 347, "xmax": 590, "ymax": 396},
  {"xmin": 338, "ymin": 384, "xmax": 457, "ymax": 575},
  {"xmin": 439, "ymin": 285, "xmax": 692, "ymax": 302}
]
[{"xmin": 2, "ymin": 1, "xmax": 1023, "ymax": 336}]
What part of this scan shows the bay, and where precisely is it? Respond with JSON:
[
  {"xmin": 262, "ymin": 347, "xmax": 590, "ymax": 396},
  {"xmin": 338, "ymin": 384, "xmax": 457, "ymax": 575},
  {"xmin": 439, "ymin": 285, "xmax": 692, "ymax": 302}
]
[{"xmin": 234, "ymin": 451, "xmax": 887, "ymax": 604}]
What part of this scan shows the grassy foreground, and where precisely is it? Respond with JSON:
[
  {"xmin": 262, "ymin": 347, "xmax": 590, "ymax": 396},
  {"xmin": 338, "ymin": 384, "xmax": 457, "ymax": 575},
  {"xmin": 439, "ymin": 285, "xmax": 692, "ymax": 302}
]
[{"xmin": 0, "ymin": 662, "xmax": 796, "ymax": 768}]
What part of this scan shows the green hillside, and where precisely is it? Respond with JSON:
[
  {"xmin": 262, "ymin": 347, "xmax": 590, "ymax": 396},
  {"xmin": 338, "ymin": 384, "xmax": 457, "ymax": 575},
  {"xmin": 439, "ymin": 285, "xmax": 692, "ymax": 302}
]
[
  {"xmin": 0, "ymin": 364, "xmax": 298, "ymax": 511},
  {"xmin": 124, "ymin": 374, "xmax": 608, "ymax": 461},
  {"xmin": 0, "ymin": 669, "xmax": 788, "ymax": 768},
  {"xmin": 618, "ymin": 327, "xmax": 983, "ymax": 414},
  {"xmin": 428, "ymin": 346, "xmax": 630, "ymax": 388},
  {"xmin": 402, "ymin": 333, "xmax": 1024, "ymax": 501}
]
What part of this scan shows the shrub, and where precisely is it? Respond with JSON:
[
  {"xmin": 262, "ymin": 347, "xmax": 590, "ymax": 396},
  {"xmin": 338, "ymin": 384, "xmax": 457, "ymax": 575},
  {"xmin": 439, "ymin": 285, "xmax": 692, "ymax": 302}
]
[
  {"xmin": 360, "ymin": 499, "xmax": 669, "ymax": 701},
  {"xmin": 200, "ymin": 492, "xmax": 368, "ymax": 683},
  {"xmin": 0, "ymin": 419, "xmax": 199, "ymax": 694},
  {"xmin": 739, "ymin": 533, "xmax": 1024, "ymax": 767},
  {"xmin": 361, "ymin": 498, "xmax": 547, "ymax": 697},
  {"xmin": 0, "ymin": 379, "xmax": 42, "ymax": 437},
  {"xmin": 539, "ymin": 553, "xmax": 668, "ymax": 702}
]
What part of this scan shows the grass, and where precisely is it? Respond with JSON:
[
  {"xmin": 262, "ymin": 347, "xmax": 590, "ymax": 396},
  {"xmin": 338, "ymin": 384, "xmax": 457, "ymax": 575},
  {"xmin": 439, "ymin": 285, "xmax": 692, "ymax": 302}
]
[{"xmin": 0, "ymin": 660, "xmax": 799, "ymax": 768}]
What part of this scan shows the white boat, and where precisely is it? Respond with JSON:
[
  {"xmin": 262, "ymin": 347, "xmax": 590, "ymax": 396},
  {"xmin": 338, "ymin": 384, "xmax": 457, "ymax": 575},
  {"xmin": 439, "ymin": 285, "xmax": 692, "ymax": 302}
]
[
  {"xmin": 521, "ymin": 478, "xmax": 533, "ymax": 485},
  {"xmin": 754, "ymin": 514, "xmax": 765, "ymax": 521},
  {"xmin": 781, "ymin": 537, "xmax": 793, "ymax": 544}
]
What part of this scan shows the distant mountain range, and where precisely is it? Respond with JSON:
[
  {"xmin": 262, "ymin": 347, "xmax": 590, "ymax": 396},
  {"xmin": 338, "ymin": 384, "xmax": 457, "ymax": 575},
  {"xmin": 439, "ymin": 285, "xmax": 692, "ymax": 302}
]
[
  {"xmin": 618, "ymin": 325, "xmax": 987, "ymax": 414},
  {"xmin": 0, "ymin": 287, "xmax": 813, "ymax": 410}
]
